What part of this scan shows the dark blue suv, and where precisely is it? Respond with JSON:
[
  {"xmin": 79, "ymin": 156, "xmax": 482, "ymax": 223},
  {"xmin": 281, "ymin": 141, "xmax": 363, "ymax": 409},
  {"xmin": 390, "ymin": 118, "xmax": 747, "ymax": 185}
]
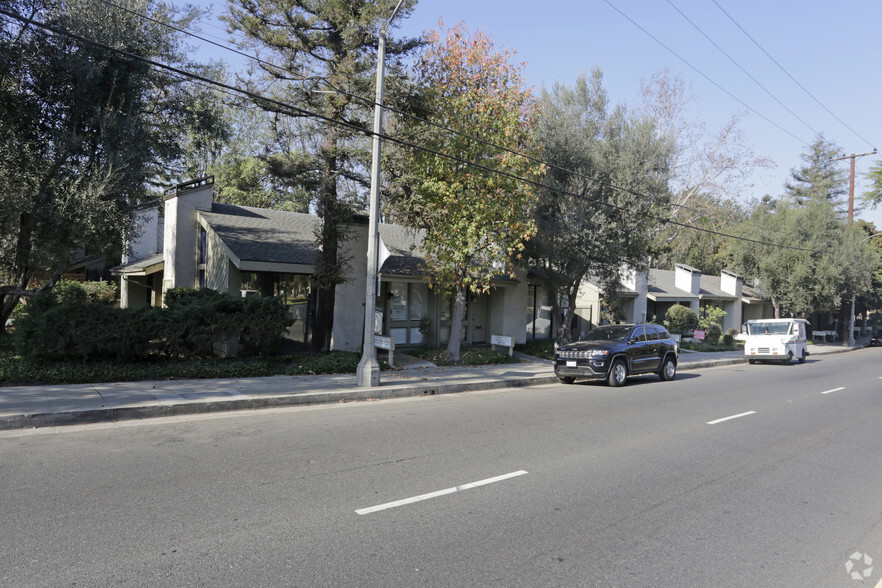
[{"xmin": 554, "ymin": 324, "xmax": 679, "ymax": 387}]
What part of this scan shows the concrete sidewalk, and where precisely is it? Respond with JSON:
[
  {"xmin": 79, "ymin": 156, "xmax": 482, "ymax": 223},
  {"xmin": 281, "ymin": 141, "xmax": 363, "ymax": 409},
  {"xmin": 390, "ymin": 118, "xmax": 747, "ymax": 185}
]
[{"xmin": 0, "ymin": 341, "xmax": 865, "ymax": 431}]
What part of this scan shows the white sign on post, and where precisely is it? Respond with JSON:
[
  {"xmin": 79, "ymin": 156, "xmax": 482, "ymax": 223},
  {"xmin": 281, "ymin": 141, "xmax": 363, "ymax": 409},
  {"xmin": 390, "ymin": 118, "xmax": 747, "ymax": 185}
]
[
  {"xmin": 374, "ymin": 308, "xmax": 383, "ymax": 335},
  {"xmin": 491, "ymin": 334, "xmax": 514, "ymax": 357},
  {"xmin": 374, "ymin": 335, "xmax": 395, "ymax": 367}
]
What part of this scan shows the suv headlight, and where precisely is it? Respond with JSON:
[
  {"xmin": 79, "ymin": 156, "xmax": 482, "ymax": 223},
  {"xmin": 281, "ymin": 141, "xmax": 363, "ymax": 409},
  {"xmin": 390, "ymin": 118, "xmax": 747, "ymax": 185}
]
[{"xmin": 588, "ymin": 349, "xmax": 608, "ymax": 358}]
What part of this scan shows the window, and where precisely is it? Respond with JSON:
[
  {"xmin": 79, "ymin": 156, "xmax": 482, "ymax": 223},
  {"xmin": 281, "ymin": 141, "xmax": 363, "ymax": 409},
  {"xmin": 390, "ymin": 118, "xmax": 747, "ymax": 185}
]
[
  {"xmin": 388, "ymin": 282, "xmax": 429, "ymax": 346},
  {"xmin": 409, "ymin": 283, "xmax": 427, "ymax": 321}
]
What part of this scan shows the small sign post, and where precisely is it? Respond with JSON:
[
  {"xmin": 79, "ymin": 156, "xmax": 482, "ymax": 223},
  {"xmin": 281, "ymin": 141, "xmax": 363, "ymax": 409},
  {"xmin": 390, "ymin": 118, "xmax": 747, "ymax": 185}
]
[
  {"xmin": 491, "ymin": 334, "xmax": 514, "ymax": 357},
  {"xmin": 374, "ymin": 335, "xmax": 395, "ymax": 367}
]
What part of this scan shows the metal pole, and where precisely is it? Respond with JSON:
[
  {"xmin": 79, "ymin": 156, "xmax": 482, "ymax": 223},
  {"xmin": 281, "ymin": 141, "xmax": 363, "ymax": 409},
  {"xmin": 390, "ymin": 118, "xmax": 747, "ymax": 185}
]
[{"xmin": 357, "ymin": 2, "xmax": 403, "ymax": 387}]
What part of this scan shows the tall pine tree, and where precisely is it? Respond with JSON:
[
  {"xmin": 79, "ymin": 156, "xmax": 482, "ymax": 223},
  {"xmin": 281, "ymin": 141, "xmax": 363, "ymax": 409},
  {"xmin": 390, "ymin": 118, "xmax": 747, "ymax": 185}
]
[{"xmin": 224, "ymin": 0, "xmax": 420, "ymax": 352}]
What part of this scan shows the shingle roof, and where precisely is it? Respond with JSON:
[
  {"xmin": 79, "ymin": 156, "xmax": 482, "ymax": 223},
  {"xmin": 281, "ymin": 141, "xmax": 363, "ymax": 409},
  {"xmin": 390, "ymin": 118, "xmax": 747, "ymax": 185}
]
[
  {"xmin": 111, "ymin": 252, "xmax": 164, "ymax": 276},
  {"xmin": 647, "ymin": 269, "xmax": 736, "ymax": 300},
  {"xmin": 378, "ymin": 223, "xmax": 426, "ymax": 276},
  {"xmin": 200, "ymin": 203, "xmax": 320, "ymax": 265},
  {"xmin": 198, "ymin": 203, "xmax": 430, "ymax": 275}
]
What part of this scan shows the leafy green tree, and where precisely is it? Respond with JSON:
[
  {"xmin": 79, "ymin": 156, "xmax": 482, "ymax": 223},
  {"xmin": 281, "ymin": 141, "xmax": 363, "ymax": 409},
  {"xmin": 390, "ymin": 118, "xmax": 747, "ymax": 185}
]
[
  {"xmin": 855, "ymin": 223, "xmax": 882, "ymax": 321},
  {"xmin": 223, "ymin": 0, "xmax": 420, "ymax": 352},
  {"xmin": 731, "ymin": 197, "xmax": 877, "ymax": 323},
  {"xmin": 385, "ymin": 22, "xmax": 542, "ymax": 363},
  {"xmin": 863, "ymin": 160, "xmax": 882, "ymax": 207},
  {"xmin": 0, "ymin": 0, "xmax": 224, "ymax": 333},
  {"xmin": 729, "ymin": 138, "xmax": 878, "ymax": 326},
  {"xmin": 528, "ymin": 68, "xmax": 674, "ymax": 342},
  {"xmin": 698, "ymin": 305, "xmax": 726, "ymax": 344}
]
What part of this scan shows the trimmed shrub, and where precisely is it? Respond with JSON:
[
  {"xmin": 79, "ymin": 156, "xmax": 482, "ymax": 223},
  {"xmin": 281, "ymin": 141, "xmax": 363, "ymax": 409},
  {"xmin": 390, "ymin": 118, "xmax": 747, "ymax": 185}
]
[
  {"xmin": 161, "ymin": 288, "xmax": 245, "ymax": 357},
  {"xmin": 15, "ymin": 293, "xmax": 160, "ymax": 361},
  {"xmin": 704, "ymin": 324, "xmax": 722, "ymax": 345},
  {"xmin": 15, "ymin": 287, "xmax": 291, "ymax": 361},
  {"xmin": 239, "ymin": 295, "xmax": 291, "ymax": 356},
  {"xmin": 664, "ymin": 305, "xmax": 698, "ymax": 334},
  {"xmin": 54, "ymin": 279, "xmax": 118, "ymax": 305}
]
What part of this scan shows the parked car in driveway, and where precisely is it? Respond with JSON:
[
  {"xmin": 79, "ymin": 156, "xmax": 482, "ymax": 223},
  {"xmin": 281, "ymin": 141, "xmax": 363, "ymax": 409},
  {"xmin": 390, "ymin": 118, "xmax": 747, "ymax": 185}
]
[
  {"xmin": 554, "ymin": 324, "xmax": 679, "ymax": 387},
  {"xmin": 870, "ymin": 331, "xmax": 881, "ymax": 347}
]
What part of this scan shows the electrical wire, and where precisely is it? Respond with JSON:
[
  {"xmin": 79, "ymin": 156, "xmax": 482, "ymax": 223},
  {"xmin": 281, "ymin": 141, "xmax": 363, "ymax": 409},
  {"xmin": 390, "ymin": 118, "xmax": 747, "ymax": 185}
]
[
  {"xmin": 665, "ymin": 0, "xmax": 820, "ymax": 138},
  {"xmin": 712, "ymin": 0, "xmax": 876, "ymax": 151},
  {"xmin": 90, "ymin": 0, "xmax": 806, "ymax": 241},
  {"xmin": 603, "ymin": 0, "xmax": 810, "ymax": 146},
  {"xmin": 0, "ymin": 6, "xmax": 822, "ymax": 254}
]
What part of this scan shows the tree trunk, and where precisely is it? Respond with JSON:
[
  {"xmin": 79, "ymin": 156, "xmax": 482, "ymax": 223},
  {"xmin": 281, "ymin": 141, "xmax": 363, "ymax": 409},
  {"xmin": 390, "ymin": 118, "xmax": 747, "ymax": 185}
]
[
  {"xmin": 557, "ymin": 289, "xmax": 578, "ymax": 345},
  {"xmin": 839, "ymin": 303, "xmax": 851, "ymax": 347},
  {"xmin": 311, "ymin": 138, "xmax": 342, "ymax": 354},
  {"xmin": 446, "ymin": 285, "xmax": 467, "ymax": 363}
]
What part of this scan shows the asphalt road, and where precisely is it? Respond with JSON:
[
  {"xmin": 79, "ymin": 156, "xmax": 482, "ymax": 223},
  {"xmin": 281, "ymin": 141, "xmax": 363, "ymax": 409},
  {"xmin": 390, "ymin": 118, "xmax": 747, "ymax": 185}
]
[{"xmin": 1, "ymin": 350, "xmax": 881, "ymax": 587}]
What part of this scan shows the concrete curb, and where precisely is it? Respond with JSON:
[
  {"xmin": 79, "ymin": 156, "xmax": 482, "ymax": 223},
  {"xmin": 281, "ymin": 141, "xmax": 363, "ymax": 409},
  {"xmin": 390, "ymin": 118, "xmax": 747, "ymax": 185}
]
[
  {"xmin": 0, "ymin": 344, "xmax": 865, "ymax": 431},
  {"xmin": 0, "ymin": 375, "xmax": 562, "ymax": 431}
]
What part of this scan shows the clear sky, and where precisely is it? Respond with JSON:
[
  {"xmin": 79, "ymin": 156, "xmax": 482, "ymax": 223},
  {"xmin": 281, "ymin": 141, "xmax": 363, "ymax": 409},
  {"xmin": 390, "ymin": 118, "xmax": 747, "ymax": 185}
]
[{"xmin": 187, "ymin": 0, "xmax": 882, "ymax": 227}]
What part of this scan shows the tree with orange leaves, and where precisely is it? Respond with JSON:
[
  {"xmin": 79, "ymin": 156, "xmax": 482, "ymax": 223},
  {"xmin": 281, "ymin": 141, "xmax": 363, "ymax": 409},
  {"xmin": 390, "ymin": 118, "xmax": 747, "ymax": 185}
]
[{"xmin": 386, "ymin": 22, "xmax": 543, "ymax": 363}]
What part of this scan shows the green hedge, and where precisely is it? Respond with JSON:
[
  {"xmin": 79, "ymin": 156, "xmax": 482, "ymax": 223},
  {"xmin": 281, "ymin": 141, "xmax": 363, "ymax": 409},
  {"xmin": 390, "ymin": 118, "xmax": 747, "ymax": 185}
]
[{"xmin": 15, "ymin": 286, "xmax": 291, "ymax": 361}]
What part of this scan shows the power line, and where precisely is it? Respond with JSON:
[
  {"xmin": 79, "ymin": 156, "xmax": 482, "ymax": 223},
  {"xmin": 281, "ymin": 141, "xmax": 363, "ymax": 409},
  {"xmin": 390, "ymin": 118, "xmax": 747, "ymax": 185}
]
[
  {"xmin": 603, "ymin": 0, "xmax": 811, "ymax": 146},
  {"xmin": 711, "ymin": 0, "xmax": 876, "ymax": 151},
  {"xmin": 665, "ymin": 0, "xmax": 820, "ymax": 138},
  {"xmin": 90, "ymin": 0, "xmax": 802, "ymax": 241},
  {"xmin": 0, "ymin": 7, "xmax": 822, "ymax": 254}
]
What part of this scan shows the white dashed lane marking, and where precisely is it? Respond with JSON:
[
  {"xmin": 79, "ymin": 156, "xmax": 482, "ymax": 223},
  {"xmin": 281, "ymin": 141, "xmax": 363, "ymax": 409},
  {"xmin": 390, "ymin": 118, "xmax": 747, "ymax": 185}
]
[
  {"xmin": 356, "ymin": 470, "xmax": 528, "ymax": 515},
  {"xmin": 707, "ymin": 411, "xmax": 757, "ymax": 425}
]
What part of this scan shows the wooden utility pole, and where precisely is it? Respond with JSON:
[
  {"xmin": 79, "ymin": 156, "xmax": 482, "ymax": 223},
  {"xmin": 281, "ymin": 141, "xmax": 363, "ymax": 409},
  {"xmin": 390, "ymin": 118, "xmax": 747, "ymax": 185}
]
[
  {"xmin": 832, "ymin": 149, "xmax": 877, "ymax": 224},
  {"xmin": 831, "ymin": 149, "xmax": 876, "ymax": 346}
]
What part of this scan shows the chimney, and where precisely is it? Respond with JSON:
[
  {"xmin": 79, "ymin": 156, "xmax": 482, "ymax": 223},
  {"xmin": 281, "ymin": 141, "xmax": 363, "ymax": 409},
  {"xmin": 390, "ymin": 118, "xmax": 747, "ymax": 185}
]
[
  {"xmin": 721, "ymin": 269, "xmax": 743, "ymax": 297},
  {"xmin": 675, "ymin": 263, "xmax": 701, "ymax": 295},
  {"xmin": 162, "ymin": 177, "xmax": 214, "ymax": 298}
]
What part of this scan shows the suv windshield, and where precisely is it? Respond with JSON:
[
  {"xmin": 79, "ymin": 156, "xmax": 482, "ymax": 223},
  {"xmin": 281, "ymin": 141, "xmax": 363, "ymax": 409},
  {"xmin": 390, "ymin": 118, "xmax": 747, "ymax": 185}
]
[{"xmin": 581, "ymin": 326, "xmax": 632, "ymax": 342}]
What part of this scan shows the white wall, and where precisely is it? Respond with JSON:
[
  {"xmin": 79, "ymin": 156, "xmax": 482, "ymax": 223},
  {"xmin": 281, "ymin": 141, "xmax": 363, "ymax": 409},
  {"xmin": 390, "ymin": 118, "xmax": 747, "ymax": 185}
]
[
  {"xmin": 124, "ymin": 206, "xmax": 160, "ymax": 263},
  {"xmin": 162, "ymin": 182, "xmax": 213, "ymax": 302},
  {"xmin": 332, "ymin": 222, "xmax": 370, "ymax": 352},
  {"xmin": 489, "ymin": 273, "xmax": 528, "ymax": 345}
]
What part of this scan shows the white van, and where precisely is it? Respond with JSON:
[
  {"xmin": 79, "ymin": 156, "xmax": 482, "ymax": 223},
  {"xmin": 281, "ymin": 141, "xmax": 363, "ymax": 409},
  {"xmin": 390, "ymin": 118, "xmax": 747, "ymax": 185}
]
[{"xmin": 743, "ymin": 318, "xmax": 810, "ymax": 364}]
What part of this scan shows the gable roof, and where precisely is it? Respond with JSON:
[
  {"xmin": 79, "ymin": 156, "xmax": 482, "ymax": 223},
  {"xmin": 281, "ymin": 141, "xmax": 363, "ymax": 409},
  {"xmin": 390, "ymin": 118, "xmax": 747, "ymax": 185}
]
[
  {"xmin": 111, "ymin": 252, "xmax": 164, "ymax": 276},
  {"xmin": 197, "ymin": 203, "xmax": 430, "ymax": 277},
  {"xmin": 647, "ymin": 269, "xmax": 737, "ymax": 302},
  {"xmin": 378, "ymin": 222, "xmax": 426, "ymax": 277},
  {"xmin": 199, "ymin": 203, "xmax": 320, "ymax": 266}
]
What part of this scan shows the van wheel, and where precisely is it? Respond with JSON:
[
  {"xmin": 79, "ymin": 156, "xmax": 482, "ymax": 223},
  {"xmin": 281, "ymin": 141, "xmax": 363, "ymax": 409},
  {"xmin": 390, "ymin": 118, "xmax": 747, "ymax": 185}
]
[
  {"xmin": 608, "ymin": 359, "xmax": 627, "ymax": 387},
  {"xmin": 658, "ymin": 356, "xmax": 676, "ymax": 381},
  {"xmin": 798, "ymin": 350, "xmax": 806, "ymax": 364},
  {"xmin": 557, "ymin": 376, "xmax": 575, "ymax": 385},
  {"xmin": 782, "ymin": 351, "xmax": 794, "ymax": 365},
  {"xmin": 748, "ymin": 359, "xmax": 756, "ymax": 365}
]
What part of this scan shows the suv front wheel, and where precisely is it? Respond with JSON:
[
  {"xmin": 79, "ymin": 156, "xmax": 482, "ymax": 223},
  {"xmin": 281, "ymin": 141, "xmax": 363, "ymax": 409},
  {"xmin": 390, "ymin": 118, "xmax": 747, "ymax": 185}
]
[{"xmin": 608, "ymin": 359, "xmax": 628, "ymax": 387}]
